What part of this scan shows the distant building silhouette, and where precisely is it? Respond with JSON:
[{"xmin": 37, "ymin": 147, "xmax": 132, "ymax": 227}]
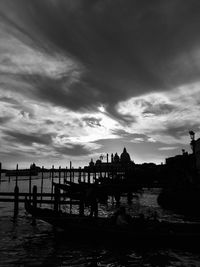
[
  {"xmin": 158, "ymin": 132, "xmax": 200, "ymax": 215},
  {"xmin": 165, "ymin": 151, "xmax": 190, "ymax": 170},
  {"xmin": 164, "ymin": 131, "xmax": 200, "ymax": 186},
  {"xmin": 85, "ymin": 148, "xmax": 135, "ymax": 172},
  {"xmin": 30, "ymin": 163, "xmax": 41, "ymax": 171},
  {"xmin": 120, "ymin": 147, "xmax": 131, "ymax": 163}
]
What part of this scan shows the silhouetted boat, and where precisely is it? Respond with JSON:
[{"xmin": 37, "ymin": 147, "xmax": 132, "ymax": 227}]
[
  {"xmin": 25, "ymin": 201, "xmax": 200, "ymax": 245},
  {"xmin": 62, "ymin": 180, "xmax": 140, "ymax": 195},
  {"xmin": 55, "ymin": 180, "xmax": 139, "ymax": 204}
]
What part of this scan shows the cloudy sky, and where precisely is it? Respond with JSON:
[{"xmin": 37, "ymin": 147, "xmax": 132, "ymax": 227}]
[{"xmin": 0, "ymin": 0, "xmax": 200, "ymax": 168}]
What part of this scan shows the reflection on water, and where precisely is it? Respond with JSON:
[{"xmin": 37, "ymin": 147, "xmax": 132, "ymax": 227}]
[{"xmin": 1, "ymin": 175, "xmax": 200, "ymax": 266}]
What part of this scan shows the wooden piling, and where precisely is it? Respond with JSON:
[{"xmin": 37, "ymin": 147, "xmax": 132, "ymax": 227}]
[
  {"xmin": 78, "ymin": 168, "xmax": 81, "ymax": 183},
  {"xmin": 33, "ymin": 185, "xmax": 37, "ymax": 210},
  {"xmin": 54, "ymin": 185, "xmax": 60, "ymax": 212},
  {"xmin": 79, "ymin": 198, "xmax": 84, "ymax": 216},
  {"xmin": 63, "ymin": 167, "xmax": 66, "ymax": 179},
  {"xmin": 29, "ymin": 167, "xmax": 32, "ymax": 200},
  {"xmin": 32, "ymin": 185, "xmax": 37, "ymax": 225},
  {"xmin": 65, "ymin": 166, "xmax": 67, "ymax": 181},
  {"xmin": 0, "ymin": 162, "xmax": 1, "ymax": 183},
  {"xmin": 94, "ymin": 171, "xmax": 96, "ymax": 183},
  {"xmin": 59, "ymin": 166, "xmax": 61, "ymax": 184},
  {"xmin": 52, "ymin": 165, "xmax": 54, "ymax": 179},
  {"xmin": 40, "ymin": 166, "xmax": 44, "ymax": 206},
  {"xmin": 14, "ymin": 185, "xmax": 19, "ymax": 217},
  {"xmin": 69, "ymin": 161, "xmax": 72, "ymax": 214},
  {"xmin": 15, "ymin": 164, "xmax": 18, "ymax": 187},
  {"xmin": 70, "ymin": 161, "xmax": 72, "ymax": 182},
  {"xmin": 51, "ymin": 165, "xmax": 54, "ymax": 200},
  {"xmin": 83, "ymin": 171, "xmax": 86, "ymax": 183},
  {"xmin": 58, "ymin": 166, "xmax": 61, "ymax": 210},
  {"xmin": 49, "ymin": 166, "xmax": 51, "ymax": 178}
]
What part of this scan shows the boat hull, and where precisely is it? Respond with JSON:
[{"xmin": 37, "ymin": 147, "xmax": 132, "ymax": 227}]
[{"xmin": 25, "ymin": 203, "xmax": 200, "ymax": 246}]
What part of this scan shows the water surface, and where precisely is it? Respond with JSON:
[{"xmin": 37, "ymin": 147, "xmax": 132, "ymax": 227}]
[{"xmin": 0, "ymin": 174, "xmax": 200, "ymax": 266}]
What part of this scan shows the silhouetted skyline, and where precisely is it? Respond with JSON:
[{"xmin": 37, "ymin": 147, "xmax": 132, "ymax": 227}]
[{"xmin": 0, "ymin": 0, "xmax": 199, "ymax": 168}]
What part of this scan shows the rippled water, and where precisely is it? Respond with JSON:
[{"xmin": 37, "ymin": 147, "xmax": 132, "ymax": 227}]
[{"xmin": 0, "ymin": 174, "xmax": 200, "ymax": 266}]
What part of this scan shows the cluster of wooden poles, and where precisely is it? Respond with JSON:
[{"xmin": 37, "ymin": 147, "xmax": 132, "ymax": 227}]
[{"xmin": 0, "ymin": 162, "xmax": 114, "ymax": 218}]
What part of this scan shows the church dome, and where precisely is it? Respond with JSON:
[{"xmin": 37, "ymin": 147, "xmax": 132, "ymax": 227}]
[{"xmin": 120, "ymin": 147, "xmax": 131, "ymax": 163}]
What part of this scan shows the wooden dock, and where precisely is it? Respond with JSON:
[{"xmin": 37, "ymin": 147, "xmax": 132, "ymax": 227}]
[
  {"xmin": 0, "ymin": 192, "xmax": 79, "ymax": 204},
  {"xmin": 0, "ymin": 161, "xmax": 135, "ymax": 218}
]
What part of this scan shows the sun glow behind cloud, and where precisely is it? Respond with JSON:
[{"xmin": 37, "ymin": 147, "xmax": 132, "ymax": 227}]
[
  {"xmin": 1, "ymin": 78, "xmax": 200, "ymax": 167},
  {"xmin": 0, "ymin": 88, "xmax": 121, "ymax": 167},
  {"xmin": 1, "ymin": 0, "xmax": 200, "ymax": 168}
]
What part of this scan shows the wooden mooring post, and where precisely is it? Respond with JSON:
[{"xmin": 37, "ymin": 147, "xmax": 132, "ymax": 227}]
[
  {"xmin": 59, "ymin": 166, "xmax": 61, "ymax": 184},
  {"xmin": 29, "ymin": 167, "xmax": 32, "ymax": 200},
  {"xmin": 15, "ymin": 164, "xmax": 18, "ymax": 187},
  {"xmin": 65, "ymin": 166, "xmax": 67, "ymax": 181},
  {"xmin": 70, "ymin": 161, "xmax": 72, "ymax": 182},
  {"xmin": 78, "ymin": 167, "xmax": 81, "ymax": 183},
  {"xmin": 14, "ymin": 163, "xmax": 19, "ymax": 217},
  {"xmin": 14, "ymin": 184, "xmax": 19, "ymax": 217},
  {"xmin": 72, "ymin": 169, "xmax": 74, "ymax": 183},
  {"xmin": 33, "ymin": 185, "xmax": 37, "ymax": 210},
  {"xmin": 40, "ymin": 166, "xmax": 44, "ymax": 206},
  {"xmin": 69, "ymin": 162, "xmax": 72, "ymax": 213},
  {"xmin": 51, "ymin": 165, "xmax": 54, "ymax": 200},
  {"xmin": 32, "ymin": 185, "xmax": 37, "ymax": 225},
  {"xmin": 83, "ymin": 171, "xmax": 86, "ymax": 183},
  {"xmin": 54, "ymin": 185, "xmax": 60, "ymax": 212},
  {"xmin": 0, "ymin": 162, "xmax": 1, "ymax": 183}
]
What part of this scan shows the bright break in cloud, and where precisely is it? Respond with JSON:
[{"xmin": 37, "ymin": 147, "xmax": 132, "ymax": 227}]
[{"xmin": 0, "ymin": 0, "xmax": 200, "ymax": 168}]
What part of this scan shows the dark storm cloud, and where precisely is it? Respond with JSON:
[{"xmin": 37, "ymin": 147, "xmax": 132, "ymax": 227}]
[
  {"xmin": 45, "ymin": 120, "xmax": 55, "ymax": 125},
  {"xmin": 0, "ymin": 94, "xmax": 35, "ymax": 119},
  {"xmin": 1, "ymin": 0, "xmax": 200, "ymax": 116},
  {"xmin": 83, "ymin": 117, "xmax": 102, "ymax": 127},
  {"xmin": 2, "ymin": 130, "xmax": 54, "ymax": 146},
  {"xmin": 0, "ymin": 116, "xmax": 12, "ymax": 124},
  {"xmin": 21, "ymin": 73, "xmax": 102, "ymax": 111},
  {"xmin": 112, "ymin": 129, "xmax": 149, "ymax": 141},
  {"xmin": 158, "ymin": 123, "xmax": 200, "ymax": 139},
  {"xmin": 140, "ymin": 101, "xmax": 176, "ymax": 115},
  {"xmin": 55, "ymin": 144, "xmax": 91, "ymax": 156},
  {"xmin": 0, "ymin": 150, "xmax": 35, "ymax": 161},
  {"xmin": 0, "ymin": 96, "xmax": 19, "ymax": 105},
  {"xmin": 107, "ymin": 105, "xmax": 137, "ymax": 125}
]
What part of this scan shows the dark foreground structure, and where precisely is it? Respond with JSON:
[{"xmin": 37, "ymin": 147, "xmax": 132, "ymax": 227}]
[
  {"xmin": 25, "ymin": 198, "xmax": 200, "ymax": 247},
  {"xmin": 158, "ymin": 132, "xmax": 200, "ymax": 216},
  {"xmin": 24, "ymin": 177, "xmax": 200, "ymax": 248}
]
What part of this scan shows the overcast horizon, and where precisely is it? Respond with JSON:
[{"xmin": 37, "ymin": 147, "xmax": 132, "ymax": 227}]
[{"xmin": 0, "ymin": 0, "xmax": 199, "ymax": 169}]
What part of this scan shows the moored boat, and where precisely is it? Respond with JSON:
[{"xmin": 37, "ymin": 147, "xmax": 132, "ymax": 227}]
[{"xmin": 25, "ymin": 200, "xmax": 200, "ymax": 246}]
